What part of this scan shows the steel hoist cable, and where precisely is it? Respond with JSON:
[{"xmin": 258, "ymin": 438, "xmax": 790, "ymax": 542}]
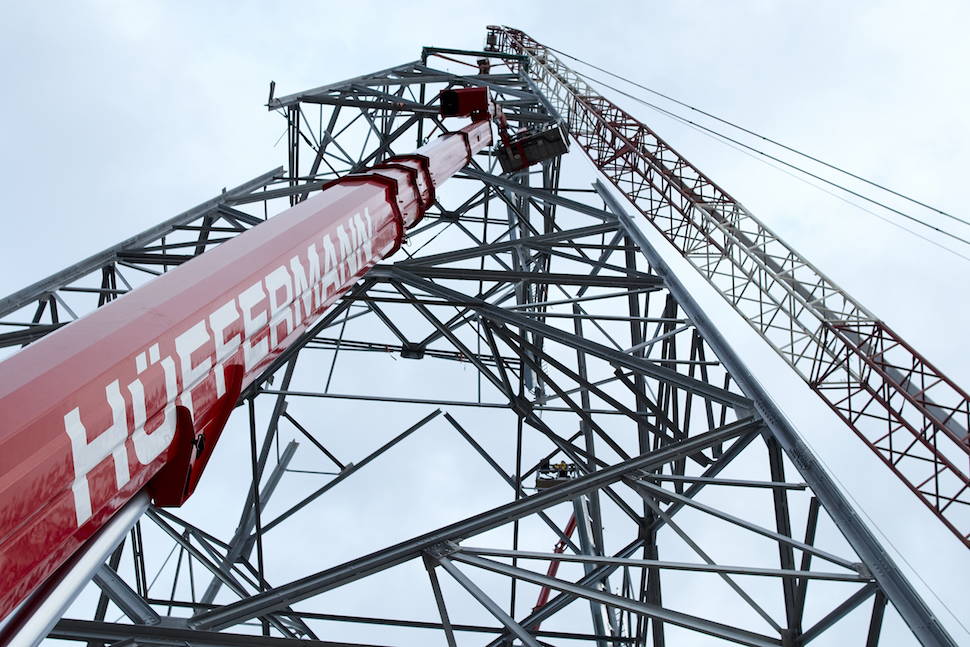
[{"xmin": 546, "ymin": 44, "xmax": 970, "ymax": 248}]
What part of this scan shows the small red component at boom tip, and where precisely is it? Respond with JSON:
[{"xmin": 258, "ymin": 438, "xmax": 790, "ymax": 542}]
[{"xmin": 439, "ymin": 87, "xmax": 492, "ymax": 121}]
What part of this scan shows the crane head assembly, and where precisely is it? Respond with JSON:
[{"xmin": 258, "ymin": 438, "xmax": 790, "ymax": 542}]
[
  {"xmin": 438, "ymin": 87, "xmax": 492, "ymax": 121},
  {"xmin": 439, "ymin": 86, "xmax": 570, "ymax": 173}
]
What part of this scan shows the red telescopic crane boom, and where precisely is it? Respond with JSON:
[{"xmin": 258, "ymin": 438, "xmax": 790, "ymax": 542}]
[{"xmin": 0, "ymin": 100, "xmax": 492, "ymax": 624}]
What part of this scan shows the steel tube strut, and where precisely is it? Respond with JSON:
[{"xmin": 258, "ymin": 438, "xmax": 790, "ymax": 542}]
[
  {"xmin": 0, "ymin": 492, "xmax": 150, "ymax": 647},
  {"xmin": 0, "ymin": 115, "xmax": 491, "ymax": 621}
]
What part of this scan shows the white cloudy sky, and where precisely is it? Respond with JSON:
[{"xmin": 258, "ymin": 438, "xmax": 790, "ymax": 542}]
[{"xmin": 1, "ymin": 1, "xmax": 968, "ymax": 645}]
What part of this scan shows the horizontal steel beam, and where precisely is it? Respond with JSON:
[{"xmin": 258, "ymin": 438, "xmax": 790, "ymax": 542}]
[
  {"xmin": 385, "ymin": 267, "xmax": 751, "ymax": 409},
  {"xmin": 452, "ymin": 552, "xmax": 781, "ymax": 647},
  {"xmin": 256, "ymin": 388, "xmax": 644, "ymax": 416},
  {"xmin": 456, "ymin": 547, "xmax": 871, "ymax": 582},
  {"xmin": 147, "ymin": 600, "xmax": 638, "ymax": 644},
  {"xmin": 398, "ymin": 222, "xmax": 619, "ymax": 267},
  {"xmin": 385, "ymin": 264, "xmax": 662, "ymax": 288},
  {"xmin": 49, "ymin": 619, "xmax": 388, "ymax": 647},
  {"xmin": 460, "ymin": 167, "xmax": 615, "ymax": 220},
  {"xmin": 270, "ymin": 62, "xmax": 422, "ymax": 108},
  {"xmin": 190, "ymin": 418, "xmax": 757, "ymax": 631},
  {"xmin": 422, "ymin": 46, "xmax": 529, "ymax": 63}
]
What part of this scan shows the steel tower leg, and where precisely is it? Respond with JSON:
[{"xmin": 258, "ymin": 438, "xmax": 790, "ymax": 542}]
[{"xmin": 597, "ymin": 181, "xmax": 955, "ymax": 647}]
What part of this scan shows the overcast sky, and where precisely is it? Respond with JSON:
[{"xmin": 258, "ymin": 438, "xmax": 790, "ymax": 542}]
[
  {"xmin": 2, "ymin": 1, "xmax": 968, "ymax": 644},
  {"xmin": 1, "ymin": 0, "xmax": 967, "ymax": 372}
]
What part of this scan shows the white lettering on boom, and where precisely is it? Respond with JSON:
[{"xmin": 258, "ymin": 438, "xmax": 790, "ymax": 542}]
[{"xmin": 63, "ymin": 207, "xmax": 385, "ymax": 527}]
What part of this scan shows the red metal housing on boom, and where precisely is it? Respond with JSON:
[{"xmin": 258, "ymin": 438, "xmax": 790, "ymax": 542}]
[{"xmin": 0, "ymin": 116, "xmax": 491, "ymax": 621}]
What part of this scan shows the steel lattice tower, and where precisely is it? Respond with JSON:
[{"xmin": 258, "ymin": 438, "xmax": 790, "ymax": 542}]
[{"xmin": 0, "ymin": 28, "xmax": 964, "ymax": 647}]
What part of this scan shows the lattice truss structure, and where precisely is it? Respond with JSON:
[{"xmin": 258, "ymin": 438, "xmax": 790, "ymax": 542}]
[
  {"xmin": 0, "ymin": 46, "xmax": 953, "ymax": 646},
  {"xmin": 483, "ymin": 28, "xmax": 970, "ymax": 548}
]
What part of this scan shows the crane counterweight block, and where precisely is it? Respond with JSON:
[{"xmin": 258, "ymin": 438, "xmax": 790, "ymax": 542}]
[{"xmin": 0, "ymin": 117, "xmax": 492, "ymax": 621}]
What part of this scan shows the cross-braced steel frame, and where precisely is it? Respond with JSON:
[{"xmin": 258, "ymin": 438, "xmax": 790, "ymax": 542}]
[
  {"xmin": 483, "ymin": 27, "xmax": 970, "ymax": 549},
  {"xmin": 1, "ymin": 45, "xmax": 955, "ymax": 646}
]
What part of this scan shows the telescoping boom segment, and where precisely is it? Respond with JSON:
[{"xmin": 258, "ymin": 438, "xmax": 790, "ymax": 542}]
[{"xmin": 0, "ymin": 99, "xmax": 492, "ymax": 625}]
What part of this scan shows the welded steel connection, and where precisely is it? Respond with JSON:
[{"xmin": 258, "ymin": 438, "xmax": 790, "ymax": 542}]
[{"xmin": 0, "ymin": 115, "xmax": 492, "ymax": 622}]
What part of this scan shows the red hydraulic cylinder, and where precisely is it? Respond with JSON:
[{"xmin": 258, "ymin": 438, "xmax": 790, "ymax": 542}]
[
  {"xmin": 531, "ymin": 513, "xmax": 577, "ymax": 628},
  {"xmin": 0, "ymin": 118, "xmax": 491, "ymax": 621}
]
